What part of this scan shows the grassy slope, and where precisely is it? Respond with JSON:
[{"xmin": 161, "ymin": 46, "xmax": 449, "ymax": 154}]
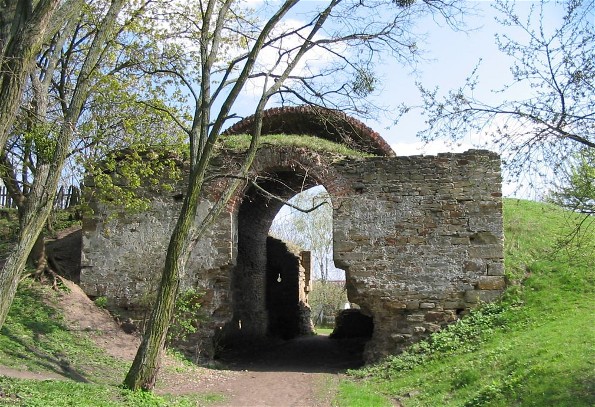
[
  {"xmin": 336, "ymin": 199, "xmax": 595, "ymax": 407},
  {"xmin": 0, "ymin": 281, "xmax": 221, "ymax": 406}
]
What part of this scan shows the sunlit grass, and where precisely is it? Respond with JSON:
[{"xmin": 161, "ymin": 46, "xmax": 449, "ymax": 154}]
[
  {"xmin": 220, "ymin": 134, "xmax": 375, "ymax": 158},
  {"xmin": 0, "ymin": 281, "xmax": 223, "ymax": 406}
]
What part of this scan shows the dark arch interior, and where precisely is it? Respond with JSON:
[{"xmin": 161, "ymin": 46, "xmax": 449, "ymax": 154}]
[{"xmin": 216, "ymin": 171, "xmax": 372, "ymax": 371}]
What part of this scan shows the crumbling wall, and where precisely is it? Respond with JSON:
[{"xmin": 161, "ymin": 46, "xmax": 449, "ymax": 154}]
[
  {"xmin": 331, "ymin": 150, "xmax": 503, "ymax": 360},
  {"xmin": 81, "ymin": 147, "xmax": 503, "ymax": 361}
]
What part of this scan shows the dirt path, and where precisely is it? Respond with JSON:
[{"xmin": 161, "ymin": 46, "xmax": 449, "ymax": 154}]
[{"xmin": 206, "ymin": 335, "xmax": 365, "ymax": 407}]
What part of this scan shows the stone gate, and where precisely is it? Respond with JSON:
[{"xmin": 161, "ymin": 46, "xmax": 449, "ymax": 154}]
[{"xmin": 81, "ymin": 106, "xmax": 504, "ymax": 361}]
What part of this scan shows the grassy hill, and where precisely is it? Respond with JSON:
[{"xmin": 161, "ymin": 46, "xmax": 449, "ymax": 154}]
[{"xmin": 336, "ymin": 199, "xmax": 595, "ymax": 406}]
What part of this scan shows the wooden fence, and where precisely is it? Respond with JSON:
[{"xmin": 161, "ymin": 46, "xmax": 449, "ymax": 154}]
[{"xmin": 0, "ymin": 185, "xmax": 81, "ymax": 210}]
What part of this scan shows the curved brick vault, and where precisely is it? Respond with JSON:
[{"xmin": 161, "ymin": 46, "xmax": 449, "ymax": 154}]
[
  {"xmin": 81, "ymin": 108, "xmax": 504, "ymax": 363},
  {"xmin": 223, "ymin": 105, "xmax": 396, "ymax": 157}
]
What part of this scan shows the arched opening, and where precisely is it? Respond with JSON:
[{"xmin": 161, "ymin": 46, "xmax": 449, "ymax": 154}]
[
  {"xmin": 269, "ymin": 186, "xmax": 346, "ymax": 331},
  {"xmin": 216, "ymin": 173, "xmax": 371, "ymax": 370}
]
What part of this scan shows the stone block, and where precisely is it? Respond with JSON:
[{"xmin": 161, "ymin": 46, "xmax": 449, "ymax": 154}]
[
  {"xmin": 468, "ymin": 244, "xmax": 504, "ymax": 259},
  {"xmin": 487, "ymin": 262, "xmax": 505, "ymax": 276},
  {"xmin": 423, "ymin": 323, "xmax": 441, "ymax": 333},
  {"xmin": 463, "ymin": 260, "xmax": 484, "ymax": 272},
  {"xmin": 477, "ymin": 276, "xmax": 506, "ymax": 290},
  {"xmin": 419, "ymin": 302, "xmax": 436, "ymax": 309},
  {"xmin": 385, "ymin": 301, "xmax": 407, "ymax": 310},
  {"xmin": 406, "ymin": 314, "xmax": 425, "ymax": 322},
  {"xmin": 390, "ymin": 334, "xmax": 411, "ymax": 343},
  {"xmin": 465, "ymin": 289, "xmax": 503, "ymax": 303},
  {"xmin": 424, "ymin": 311, "xmax": 444, "ymax": 322}
]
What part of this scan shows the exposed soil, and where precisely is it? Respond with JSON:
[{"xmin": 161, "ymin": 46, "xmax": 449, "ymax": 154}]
[{"xmin": 0, "ymin": 227, "xmax": 366, "ymax": 406}]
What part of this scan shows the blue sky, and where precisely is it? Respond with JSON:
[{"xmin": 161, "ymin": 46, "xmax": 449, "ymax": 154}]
[
  {"xmin": 236, "ymin": 1, "xmax": 569, "ymax": 197},
  {"xmin": 257, "ymin": 1, "xmax": 569, "ymax": 279}
]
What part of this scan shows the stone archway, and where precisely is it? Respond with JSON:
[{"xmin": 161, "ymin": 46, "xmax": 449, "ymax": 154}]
[{"xmin": 81, "ymin": 106, "xmax": 504, "ymax": 362}]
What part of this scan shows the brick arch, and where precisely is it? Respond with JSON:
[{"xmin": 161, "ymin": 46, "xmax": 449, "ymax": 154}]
[
  {"xmin": 223, "ymin": 105, "xmax": 395, "ymax": 157},
  {"xmin": 223, "ymin": 145, "xmax": 351, "ymax": 214}
]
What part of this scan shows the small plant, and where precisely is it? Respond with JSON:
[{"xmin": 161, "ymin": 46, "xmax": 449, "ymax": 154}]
[
  {"xmin": 167, "ymin": 288, "xmax": 206, "ymax": 344},
  {"xmin": 94, "ymin": 296, "xmax": 108, "ymax": 309}
]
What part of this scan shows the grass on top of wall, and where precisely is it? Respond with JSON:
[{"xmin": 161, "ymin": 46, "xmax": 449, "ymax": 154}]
[
  {"xmin": 220, "ymin": 134, "xmax": 375, "ymax": 159},
  {"xmin": 336, "ymin": 199, "xmax": 595, "ymax": 407}
]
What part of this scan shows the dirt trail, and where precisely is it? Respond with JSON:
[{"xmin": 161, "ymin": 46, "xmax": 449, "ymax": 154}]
[{"xmin": 207, "ymin": 335, "xmax": 365, "ymax": 407}]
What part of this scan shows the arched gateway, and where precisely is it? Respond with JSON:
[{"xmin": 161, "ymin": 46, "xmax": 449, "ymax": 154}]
[{"xmin": 81, "ymin": 106, "xmax": 504, "ymax": 361}]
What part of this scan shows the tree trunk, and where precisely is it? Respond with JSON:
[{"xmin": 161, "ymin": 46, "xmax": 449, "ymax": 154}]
[
  {"xmin": 0, "ymin": 0, "xmax": 60, "ymax": 152},
  {"xmin": 0, "ymin": 0, "xmax": 123, "ymax": 331},
  {"xmin": 0, "ymin": 178, "xmax": 53, "ymax": 327},
  {"xmin": 123, "ymin": 164, "xmax": 207, "ymax": 390}
]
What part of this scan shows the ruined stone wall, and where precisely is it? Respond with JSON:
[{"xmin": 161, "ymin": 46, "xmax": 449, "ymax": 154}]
[
  {"xmin": 331, "ymin": 150, "xmax": 503, "ymax": 360},
  {"xmin": 81, "ymin": 147, "xmax": 503, "ymax": 361},
  {"xmin": 81, "ymin": 186, "xmax": 235, "ymax": 334},
  {"xmin": 266, "ymin": 237, "xmax": 313, "ymax": 339}
]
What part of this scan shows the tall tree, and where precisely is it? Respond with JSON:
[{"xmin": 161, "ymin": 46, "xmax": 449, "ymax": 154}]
[
  {"xmin": 406, "ymin": 0, "xmax": 595, "ymax": 192},
  {"xmin": 0, "ymin": 0, "xmax": 63, "ymax": 152},
  {"xmin": 0, "ymin": 0, "xmax": 128, "ymax": 329},
  {"xmin": 123, "ymin": 0, "xmax": 467, "ymax": 390}
]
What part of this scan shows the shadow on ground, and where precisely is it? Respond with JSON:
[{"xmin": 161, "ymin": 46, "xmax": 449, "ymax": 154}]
[{"xmin": 216, "ymin": 335, "xmax": 366, "ymax": 373}]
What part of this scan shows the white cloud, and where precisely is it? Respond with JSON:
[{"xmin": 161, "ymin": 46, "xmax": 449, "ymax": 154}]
[{"xmin": 390, "ymin": 139, "xmax": 476, "ymax": 156}]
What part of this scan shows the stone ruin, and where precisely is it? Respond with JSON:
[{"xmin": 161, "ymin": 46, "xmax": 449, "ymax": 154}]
[{"xmin": 80, "ymin": 106, "xmax": 505, "ymax": 361}]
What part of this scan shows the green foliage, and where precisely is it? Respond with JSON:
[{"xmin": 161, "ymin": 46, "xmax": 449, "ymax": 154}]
[
  {"xmin": 94, "ymin": 296, "xmax": 108, "ymax": 309},
  {"xmin": 350, "ymin": 301, "xmax": 509, "ymax": 380},
  {"xmin": 351, "ymin": 67, "xmax": 378, "ymax": 97},
  {"xmin": 23, "ymin": 122, "xmax": 59, "ymax": 163},
  {"xmin": 167, "ymin": 289, "xmax": 206, "ymax": 344},
  {"xmin": 220, "ymin": 134, "xmax": 375, "ymax": 159},
  {"xmin": 309, "ymin": 281, "xmax": 348, "ymax": 327},
  {"xmin": 551, "ymin": 149, "xmax": 595, "ymax": 214},
  {"xmin": 87, "ymin": 147, "xmax": 184, "ymax": 214},
  {"xmin": 338, "ymin": 199, "xmax": 595, "ymax": 406}
]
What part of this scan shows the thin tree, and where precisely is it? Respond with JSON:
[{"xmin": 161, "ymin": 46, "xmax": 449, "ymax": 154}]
[
  {"xmin": 0, "ymin": 0, "xmax": 127, "ymax": 329},
  {"xmin": 0, "ymin": 0, "xmax": 66, "ymax": 154}
]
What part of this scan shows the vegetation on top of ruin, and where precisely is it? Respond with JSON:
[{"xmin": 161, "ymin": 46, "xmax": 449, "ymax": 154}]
[
  {"xmin": 338, "ymin": 199, "xmax": 595, "ymax": 406},
  {"xmin": 218, "ymin": 134, "xmax": 375, "ymax": 159}
]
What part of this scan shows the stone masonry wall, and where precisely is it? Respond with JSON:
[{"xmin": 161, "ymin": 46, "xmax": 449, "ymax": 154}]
[
  {"xmin": 81, "ymin": 147, "xmax": 503, "ymax": 361},
  {"xmin": 331, "ymin": 150, "xmax": 503, "ymax": 360}
]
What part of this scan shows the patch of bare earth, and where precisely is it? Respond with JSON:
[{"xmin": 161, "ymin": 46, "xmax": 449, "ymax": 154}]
[{"xmin": 56, "ymin": 279, "xmax": 362, "ymax": 406}]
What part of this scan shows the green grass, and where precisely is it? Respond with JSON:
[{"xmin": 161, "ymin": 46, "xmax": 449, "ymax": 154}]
[
  {"xmin": 315, "ymin": 327, "xmax": 334, "ymax": 335},
  {"xmin": 0, "ymin": 280, "xmax": 127, "ymax": 385},
  {"xmin": 0, "ymin": 281, "xmax": 222, "ymax": 406},
  {"xmin": 336, "ymin": 199, "xmax": 595, "ymax": 406},
  {"xmin": 0, "ymin": 377, "xmax": 223, "ymax": 406},
  {"xmin": 220, "ymin": 134, "xmax": 375, "ymax": 158}
]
